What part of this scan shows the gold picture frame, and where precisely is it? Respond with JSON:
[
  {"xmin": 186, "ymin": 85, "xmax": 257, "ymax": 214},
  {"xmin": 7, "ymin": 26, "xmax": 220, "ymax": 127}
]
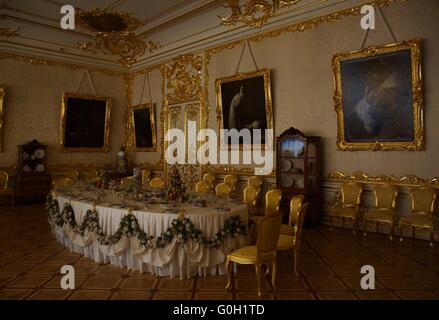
[
  {"xmin": 59, "ymin": 93, "xmax": 112, "ymax": 152},
  {"xmin": 130, "ymin": 103, "xmax": 157, "ymax": 152},
  {"xmin": 0, "ymin": 86, "xmax": 4, "ymax": 152},
  {"xmin": 332, "ymin": 39, "xmax": 424, "ymax": 151},
  {"xmin": 216, "ymin": 68, "xmax": 273, "ymax": 149}
]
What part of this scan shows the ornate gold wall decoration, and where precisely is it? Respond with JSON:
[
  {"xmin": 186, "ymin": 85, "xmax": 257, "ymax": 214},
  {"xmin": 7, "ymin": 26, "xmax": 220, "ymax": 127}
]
[
  {"xmin": 76, "ymin": 8, "xmax": 160, "ymax": 67},
  {"xmin": 165, "ymin": 54, "xmax": 203, "ymax": 105},
  {"xmin": 0, "ymin": 27, "xmax": 20, "ymax": 37},
  {"xmin": 327, "ymin": 171, "xmax": 439, "ymax": 188},
  {"xmin": 0, "ymin": 87, "xmax": 5, "ymax": 153},
  {"xmin": 220, "ymin": 0, "xmax": 301, "ymax": 28}
]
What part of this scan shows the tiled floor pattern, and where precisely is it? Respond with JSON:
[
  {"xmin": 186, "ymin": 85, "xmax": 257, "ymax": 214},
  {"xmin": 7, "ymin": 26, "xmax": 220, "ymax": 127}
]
[{"xmin": 1, "ymin": 204, "xmax": 438, "ymax": 300}]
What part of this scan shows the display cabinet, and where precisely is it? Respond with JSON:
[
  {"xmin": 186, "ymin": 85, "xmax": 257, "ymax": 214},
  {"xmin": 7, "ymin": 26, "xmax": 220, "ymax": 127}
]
[
  {"xmin": 276, "ymin": 128, "xmax": 321, "ymax": 226},
  {"xmin": 15, "ymin": 139, "xmax": 51, "ymax": 203}
]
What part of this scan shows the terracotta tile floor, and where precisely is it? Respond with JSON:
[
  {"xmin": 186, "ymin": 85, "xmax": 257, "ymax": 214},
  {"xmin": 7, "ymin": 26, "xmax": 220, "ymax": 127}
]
[{"xmin": 1, "ymin": 204, "xmax": 438, "ymax": 300}]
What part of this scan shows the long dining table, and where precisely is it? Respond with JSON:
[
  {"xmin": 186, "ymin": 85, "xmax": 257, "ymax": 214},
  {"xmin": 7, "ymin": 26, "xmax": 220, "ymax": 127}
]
[{"xmin": 49, "ymin": 189, "xmax": 250, "ymax": 279}]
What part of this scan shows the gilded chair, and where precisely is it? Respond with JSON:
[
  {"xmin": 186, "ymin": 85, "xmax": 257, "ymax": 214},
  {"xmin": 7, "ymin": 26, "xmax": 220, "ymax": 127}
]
[
  {"xmin": 280, "ymin": 195, "xmax": 304, "ymax": 235},
  {"xmin": 399, "ymin": 187, "xmax": 437, "ymax": 247},
  {"xmin": 120, "ymin": 176, "xmax": 134, "ymax": 190},
  {"xmin": 225, "ymin": 212, "xmax": 282, "ymax": 297},
  {"xmin": 203, "ymin": 173, "xmax": 215, "ymax": 193},
  {"xmin": 149, "ymin": 177, "xmax": 165, "ymax": 189},
  {"xmin": 248, "ymin": 176, "xmax": 263, "ymax": 193},
  {"xmin": 243, "ymin": 185, "xmax": 260, "ymax": 217},
  {"xmin": 81, "ymin": 168, "xmax": 98, "ymax": 183},
  {"xmin": 363, "ymin": 184, "xmax": 398, "ymax": 240},
  {"xmin": 265, "ymin": 189, "xmax": 282, "ymax": 215},
  {"xmin": 64, "ymin": 168, "xmax": 79, "ymax": 183},
  {"xmin": 224, "ymin": 174, "xmax": 238, "ymax": 194},
  {"xmin": 195, "ymin": 180, "xmax": 210, "ymax": 194},
  {"xmin": 215, "ymin": 182, "xmax": 232, "ymax": 197},
  {"xmin": 277, "ymin": 203, "xmax": 308, "ymax": 275},
  {"xmin": 0, "ymin": 171, "xmax": 15, "ymax": 206},
  {"xmin": 52, "ymin": 176, "xmax": 73, "ymax": 188},
  {"xmin": 328, "ymin": 181, "xmax": 363, "ymax": 234},
  {"xmin": 141, "ymin": 169, "xmax": 151, "ymax": 187}
]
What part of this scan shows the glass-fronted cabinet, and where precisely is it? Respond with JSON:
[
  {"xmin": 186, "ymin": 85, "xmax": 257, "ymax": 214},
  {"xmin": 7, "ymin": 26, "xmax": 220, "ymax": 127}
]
[{"xmin": 276, "ymin": 128, "xmax": 321, "ymax": 226}]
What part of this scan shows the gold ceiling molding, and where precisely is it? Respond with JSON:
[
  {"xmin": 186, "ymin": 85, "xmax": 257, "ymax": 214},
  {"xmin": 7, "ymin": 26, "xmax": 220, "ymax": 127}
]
[
  {"xmin": 165, "ymin": 54, "xmax": 203, "ymax": 105},
  {"xmin": 327, "ymin": 171, "xmax": 439, "ymax": 188},
  {"xmin": 0, "ymin": 27, "xmax": 20, "ymax": 37},
  {"xmin": 76, "ymin": 8, "xmax": 160, "ymax": 68},
  {"xmin": 0, "ymin": 52, "xmax": 125, "ymax": 77},
  {"xmin": 220, "ymin": 0, "xmax": 301, "ymax": 28}
]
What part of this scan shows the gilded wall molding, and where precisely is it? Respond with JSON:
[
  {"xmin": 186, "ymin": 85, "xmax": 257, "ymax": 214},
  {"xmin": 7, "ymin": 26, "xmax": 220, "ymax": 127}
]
[
  {"xmin": 0, "ymin": 52, "xmax": 125, "ymax": 77},
  {"xmin": 327, "ymin": 171, "xmax": 439, "ymax": 188}
]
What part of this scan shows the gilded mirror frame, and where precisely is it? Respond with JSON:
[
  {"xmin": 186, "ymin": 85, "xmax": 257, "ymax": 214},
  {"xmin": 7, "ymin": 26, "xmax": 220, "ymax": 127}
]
[
  {"xmin": 130, "ymin": 103, "xmax": 157, "ymax": 152},
  {"xmin": 215, "ymin": 68, "xmax": 274, "ymax": 150},
  {"xmin": 59, "ymin": 92, "xmax": 112, "ymax": 152},
  {"xmin": 332, "ymin": 39, "xmax": 424, "ymax": 151},
  {"xmin": 0, "ymin": 87, "xmax": 4, "ymax": 152}
]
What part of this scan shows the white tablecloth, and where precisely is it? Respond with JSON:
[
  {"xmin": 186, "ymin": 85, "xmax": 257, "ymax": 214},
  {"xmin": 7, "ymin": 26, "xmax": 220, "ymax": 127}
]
[{"xmin": 50, "ymin": 192, "xmax": 249, "ymax": 279}]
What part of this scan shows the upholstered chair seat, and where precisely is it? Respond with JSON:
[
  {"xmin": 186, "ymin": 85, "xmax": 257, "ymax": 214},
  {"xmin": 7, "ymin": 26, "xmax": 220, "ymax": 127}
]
[{"xmin": 195, "ymin": 180, "xmax": 210, "ymax": 194}]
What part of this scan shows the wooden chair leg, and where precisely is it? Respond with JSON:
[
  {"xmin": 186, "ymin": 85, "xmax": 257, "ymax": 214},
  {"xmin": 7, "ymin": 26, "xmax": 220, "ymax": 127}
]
[
  {"xmin": 352, "ymin": 218, "xmax": 357, "ymax": 235},
  {"xmin": 430, "ymin": 229, "xmax": 435, "ymax": 248},
  {"xmin": 342, "ymin": 217, "xmax": 345, "ymax": 229},
  {"xmin": 389, "ymin": 223, "xmax": 394, "ymax": 241},
  {"xmin": 363, "ymin": 220, "xmax": 367, "ymax": 237},
  {"xmin": 271, "ymin": 261, "xmax": 277, "ymax": 291},
  {"xmin": 329, "ymin": 216, "xmax": 333, "ymax": 231},
  {"xmin": 256, "ymin": 264, "xmax": 262, "ymax": 297},
  {"xmin": 399, "ymin": 223, "xmax": 404, "ymax": 242},
  {"xmin": 225, "ymin": 258, "xmax": 232, "ymax": 291},
  {"xmin": 294, "ymin": 250, "xmax": 300, "ymax": 276}
]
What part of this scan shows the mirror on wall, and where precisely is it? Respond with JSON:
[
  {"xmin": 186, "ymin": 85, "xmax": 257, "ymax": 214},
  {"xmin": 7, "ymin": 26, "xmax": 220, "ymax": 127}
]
[{"xmin": 130, "ymin": 103, "xmax": 157, "ymax": 152}]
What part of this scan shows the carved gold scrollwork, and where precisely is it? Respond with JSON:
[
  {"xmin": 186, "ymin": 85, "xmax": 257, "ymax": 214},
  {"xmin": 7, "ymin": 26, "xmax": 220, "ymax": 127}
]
[
  {"xmin": 327, "ymin": 171, "xmax": 439, "ymax": 189},
  {"xmin": 220, "ymin": 0, "xmax": 300, "ymax": 28},
  {"xmin": 165, "ymin": 54, "xmax": 203, "ymax": 105}
]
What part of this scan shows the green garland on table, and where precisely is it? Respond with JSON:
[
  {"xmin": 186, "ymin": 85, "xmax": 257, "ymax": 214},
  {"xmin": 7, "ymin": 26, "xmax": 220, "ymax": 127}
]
[{"xmin": 46, "ymin": 194, "xmax": 249, "ymax": 249}]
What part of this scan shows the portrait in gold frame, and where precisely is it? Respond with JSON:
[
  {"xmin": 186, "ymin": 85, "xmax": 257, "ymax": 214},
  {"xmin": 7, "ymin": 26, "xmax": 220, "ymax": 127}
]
[
  {"xmin": 0, "ymin": 86, "xmax": 4, "ymax": 152},
  {"xmin": 332, "ymin": 39, "xmax": 423, "ymax": 151},
  {"xmin": 130, "ymin": 103, "xmax": 157, "ymax": 152},
  {"xmin": 216, "ymin": 68, "xmax": 273, "ymax": 149},
  {"xmin": 59, "ymin": 93, "xmax": 112, "ymax": 152}
]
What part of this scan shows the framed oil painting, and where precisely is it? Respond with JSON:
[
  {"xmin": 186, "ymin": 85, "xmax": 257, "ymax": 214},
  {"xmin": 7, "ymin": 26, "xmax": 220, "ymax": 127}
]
[
  {"xmin": 130, "ymin": 103, "xmax": 157, "ymax": 152},
  {"xmin": 0, "ymin": 86, "xmax": 4, "ymax": 152},
  {"xmin": 216, "ymin": 68, "xmax": 273, "ymax": 149},
  {"xmin": 59, "ymin": 93, "xmax": 111, "ymax": 152},
  {"xmin": 332, "ymin": 39, "xmax": 423, "ymax": 151}
]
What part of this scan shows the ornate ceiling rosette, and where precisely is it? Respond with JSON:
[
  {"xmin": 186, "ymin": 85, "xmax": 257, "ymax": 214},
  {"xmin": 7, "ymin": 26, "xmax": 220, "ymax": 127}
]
[
  {"xmin": 76, "ymin": 8, "xmax": 160, "ymax": 67},
  {"xmin": 220, "ymin": 0, "xmax": 301, "ymax": 28}
]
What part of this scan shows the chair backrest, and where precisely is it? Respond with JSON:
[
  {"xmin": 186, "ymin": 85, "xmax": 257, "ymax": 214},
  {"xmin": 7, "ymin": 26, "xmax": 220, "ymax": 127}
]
[
  {"xmin": 215, "ymin": 182, "xmax": 231, "ymax": 196},
  {"xmin": 248, "ymin": 176, "xmax": 263, "ymax": 193},
  {"xmin": 0, "ymin": 171, "xmax": 8, "ymax": 189},
  {"xmin": 288, "ymin": 195, "xmax": 305, "ymax": 226},
  {"xmin": 81, "ymin": 168, "xmax": 98, "ymax": 181},
  {"xmin": 374, "ymin": 184, "xmax": 398, "ymax": 210},
  {"xmin": 410, "ymin": 187, "xmax": 437, "ymax": 216},
  {"xmin": 293, "ymin": 202, "xmax": 308, "ymax": 247},
  {"xmin": 243, "ymin": 185, "xmax": 259, "ymax": 208},
  {"xmin": 141, "ymin": 169, "xmax": 151, "ymax": 186},
  {"xmin": 120, "ymin": 176, "xmax": 134, "ymax": 189},
  {"xmin": 149, "ymin": 177, "xmax": 165, "ymax": 189},
  {"xmin": 195, "ymin": 180, "xmax": 210, "ymax": 194},
  {"xmin": 256, "ymin": 212, "xmax": 282, "ymax": 260},
  {"xmin": 203, "ymin": 173, "xmax": 215, "ymax": 189},
  {"xmin": 265, "ymin": 189, "xmax": 282, "ymax": 215},
  {"xmin": 65, "ymin": 168, "xmax": 79, "ymax": 182},
  {"xmin": 224, "ymin": 174, "xmax": 238, "ymax": 192},
  {"xmin": 341, "ymin": 182, "xmax": 363, "ymax": 207},
  {"xmin": 52, "ymin": 176, "xmax": 73, "ymax": 188}
]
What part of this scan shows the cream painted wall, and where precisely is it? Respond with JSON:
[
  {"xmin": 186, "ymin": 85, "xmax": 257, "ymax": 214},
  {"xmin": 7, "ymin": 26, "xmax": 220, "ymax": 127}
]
[
  {"xmin": 206, "ymin": 0, "xmax": 439, "ymax": 179},
  {"xmin": 0, "ymin": 60, "xmax": 126, "ymax": 168}
]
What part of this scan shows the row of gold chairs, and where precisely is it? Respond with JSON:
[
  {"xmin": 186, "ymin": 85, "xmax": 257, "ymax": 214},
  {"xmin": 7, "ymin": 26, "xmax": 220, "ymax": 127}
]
[
  {"xmin": 329, "ymin": 181, "xmax": 437, "ymax": 247},
  {"xmin": 226, "ymin": 192, "xmax": 309, "ymax": 296}
]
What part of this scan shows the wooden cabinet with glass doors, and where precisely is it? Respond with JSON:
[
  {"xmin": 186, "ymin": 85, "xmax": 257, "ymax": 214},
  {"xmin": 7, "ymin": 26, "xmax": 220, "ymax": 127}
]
[{"xmin": 276, "ymin": 128, "xmax": 321, "ymax": 226}]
